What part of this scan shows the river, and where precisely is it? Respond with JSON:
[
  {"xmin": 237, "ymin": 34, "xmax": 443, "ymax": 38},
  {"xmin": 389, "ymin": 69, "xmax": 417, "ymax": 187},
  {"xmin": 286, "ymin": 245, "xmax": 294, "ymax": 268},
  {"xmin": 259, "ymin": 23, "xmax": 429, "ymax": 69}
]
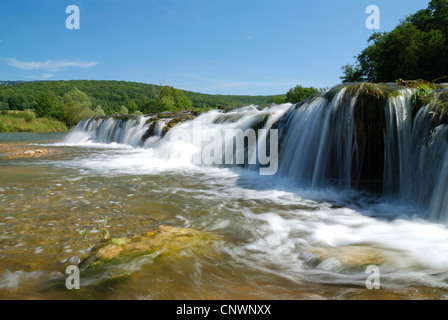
[{"xmin": 2, "ymin": 89, "xmax": 448, "ymax": 299}]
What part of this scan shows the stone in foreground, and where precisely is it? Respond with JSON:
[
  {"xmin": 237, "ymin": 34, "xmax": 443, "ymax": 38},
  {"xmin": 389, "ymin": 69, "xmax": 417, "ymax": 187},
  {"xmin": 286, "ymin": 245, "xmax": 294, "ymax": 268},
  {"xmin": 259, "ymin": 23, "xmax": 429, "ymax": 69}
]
[{"xmin": 79, "ymin": 225, "xmax": 217, "ymax": 272}]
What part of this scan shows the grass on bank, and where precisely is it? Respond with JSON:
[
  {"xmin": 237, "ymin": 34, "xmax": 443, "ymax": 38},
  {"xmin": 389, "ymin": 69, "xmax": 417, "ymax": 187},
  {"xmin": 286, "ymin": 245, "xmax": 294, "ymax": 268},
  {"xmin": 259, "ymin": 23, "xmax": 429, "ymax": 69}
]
[{"xmin": 0, "ymin": 110, "xmax": 68, "ymax": 133}]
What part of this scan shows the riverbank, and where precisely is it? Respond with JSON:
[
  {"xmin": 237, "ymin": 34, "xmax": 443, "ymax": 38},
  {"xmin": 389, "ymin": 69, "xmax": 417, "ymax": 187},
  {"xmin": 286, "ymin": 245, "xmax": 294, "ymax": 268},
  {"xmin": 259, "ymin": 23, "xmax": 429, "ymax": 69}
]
[{"xmin": 0, "ymin": 112, "xmax": 68, "ymax": 133}]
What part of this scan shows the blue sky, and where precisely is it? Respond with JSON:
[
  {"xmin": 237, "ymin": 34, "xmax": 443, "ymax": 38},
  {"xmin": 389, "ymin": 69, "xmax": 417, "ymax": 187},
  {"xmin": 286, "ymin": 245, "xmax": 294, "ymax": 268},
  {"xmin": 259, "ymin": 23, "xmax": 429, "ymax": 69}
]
[{"xmin": 0, "ymin": 0, "xmax": 430, "ymax": 95}]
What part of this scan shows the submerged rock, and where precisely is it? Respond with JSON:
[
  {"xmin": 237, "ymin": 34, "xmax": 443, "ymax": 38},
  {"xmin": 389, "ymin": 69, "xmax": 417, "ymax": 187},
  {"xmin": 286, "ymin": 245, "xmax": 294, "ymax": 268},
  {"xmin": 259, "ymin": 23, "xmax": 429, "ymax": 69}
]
[
  {"xmin": 140, "ymin": 111, "xmax": 196, "ymax": 141},
  {"xmin": 305, "ymin": 245, "xmax": 420, "ymax": 271},
  {"xmin": 23, "ymin": 149, "xmax": 51, "ymax": 157},
  {"xmin": 79, "ymin": 225, "xmax": 217, "ymax": 272},
  {"xmin": 217, "ymin": 105, "xmax": 238, "ymax": 113},
  {"xmin": 308, "ymin": 246, "xmax": 391, "ymax": 268},
  {"xmin": 141, "ymin": 118, "xmax": 159, "ymax": 141},
  {"xmin": 161, "ymin": 114, "xmax": 196, "ymax": 136},
  {"xmin": 0, "ymin": 144, "xmax": 58, "ymax": 159}
]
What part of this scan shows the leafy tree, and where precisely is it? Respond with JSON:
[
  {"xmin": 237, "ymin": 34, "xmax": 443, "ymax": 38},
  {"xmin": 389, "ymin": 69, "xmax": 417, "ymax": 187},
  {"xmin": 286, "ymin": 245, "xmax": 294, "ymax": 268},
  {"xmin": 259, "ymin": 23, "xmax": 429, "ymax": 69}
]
[
  {"xmin": 154, "ymin": 86, "xmax": 193, "ymax": 112},
  {"xmin": 340, "ymin": 64, "xmax": 364, "ymax": 83},
  {"xmin": 62, "ymin": 88, "xmax": 94, "ymax": 126},
  {"xmin": 174, "ymin": 88, "xmax": 193, "ymax": 110},
  {"xmin": 22, "ymin": 109, "xmax": 36, "ymax": 122},
  {"xmin": 128, "ymin": 100, "xmax": 138, "ymax": 114},
  {"xmin": 285, "ymin": 85, "xmax": 320, "ymax": 103},
  {"xmin": 158, "ymin": 95, "xmax": 176, "ymax": 111},
  {"xmin": 342, "ymin": 0, "xmax": 448, "ymax": 82},
  {"xmin": 117, "ymin": 105, "xmax": 129, "ymax": 115},
  {"xmin": 35, "ymin": 91, "xmax": 61, "ymax": 118},
  {"xmin": 268, "ymin": 96, "xmax": 287, "ymax": 104},
  {"xmin": 0, "ymin": 101, "xmax": 9, "ymax": 111},
  {"xmin": 7, "ymin": 95, "xmax": 24, "ymax": 110},
  {"xmin": 93, "ymin": 105, "xmax": 106, "ymax": 117},
  {"xmin": 140, "ymin": 99, "xmax": 157, "ymax": 114}
]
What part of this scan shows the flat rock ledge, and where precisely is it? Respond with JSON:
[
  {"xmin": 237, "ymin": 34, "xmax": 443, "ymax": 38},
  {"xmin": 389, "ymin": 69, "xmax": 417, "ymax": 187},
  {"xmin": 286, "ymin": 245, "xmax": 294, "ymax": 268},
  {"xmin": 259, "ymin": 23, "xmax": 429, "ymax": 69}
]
[{"xmin": 79, "ymin": 225, "xmax": 218, "ymax": 271}]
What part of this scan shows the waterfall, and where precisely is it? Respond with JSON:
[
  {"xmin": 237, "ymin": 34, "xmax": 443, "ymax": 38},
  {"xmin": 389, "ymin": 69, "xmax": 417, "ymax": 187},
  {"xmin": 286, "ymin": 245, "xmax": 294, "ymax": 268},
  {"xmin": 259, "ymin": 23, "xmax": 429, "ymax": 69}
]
[
  {"xmin": 429, "ymin": 147, "xmax": 448, "ymax": 221},
  {"xmin": 277, "ymin": 88, "xmax": 361, "ymax": 189},
  {"xmin": 382, "ymin": 89, "xmax": 448, "ymax": 220},
  {"xmin": 64, "ymin": 83, "xmax": 448, "ymax": 222},
  {"xmin": 383, "ymin": 91, "xmax": 413, "ymax": 197},
  {"xmin": 66, "ymin": 115, "xmax": 152, "ymax": 147}
]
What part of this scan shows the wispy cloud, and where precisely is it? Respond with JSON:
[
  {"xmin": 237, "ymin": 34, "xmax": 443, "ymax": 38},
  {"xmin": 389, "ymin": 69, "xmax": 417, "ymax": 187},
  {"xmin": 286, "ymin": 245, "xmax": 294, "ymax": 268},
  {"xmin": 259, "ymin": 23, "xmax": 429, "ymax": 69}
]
[
  {"xmin": 4, "ymin": 58, "xmax": 99, "ymax": 72},
  {"xmin": 41, "ymin": 73, "xmax": 55, "ymax": 79},
  {"xmin": 24, "ymin": 73, "xmax": 56, "ymax": 80}
]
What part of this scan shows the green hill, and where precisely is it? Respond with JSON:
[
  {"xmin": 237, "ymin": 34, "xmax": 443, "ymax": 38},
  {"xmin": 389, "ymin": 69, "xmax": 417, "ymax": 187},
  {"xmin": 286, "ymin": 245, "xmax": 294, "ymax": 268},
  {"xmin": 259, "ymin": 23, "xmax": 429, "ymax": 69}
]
[{"xmin": 0, "ymin": 80, "xmax": 277, "ymax": 114}]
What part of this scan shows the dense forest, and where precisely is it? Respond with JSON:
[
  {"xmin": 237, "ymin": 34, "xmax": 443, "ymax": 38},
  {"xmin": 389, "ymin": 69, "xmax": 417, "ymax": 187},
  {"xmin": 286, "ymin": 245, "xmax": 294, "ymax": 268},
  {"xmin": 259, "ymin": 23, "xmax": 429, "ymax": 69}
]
[
  {"xmin": 0, "ymin": 80, "xmax": 276, "ymax": 114},
  {"xmin": 0, "ymin": 80, "xmax": 321, "ymax": 129},
  {"xmin": 341, "ymin": 0, "xmax": 448, "ymax": 83}
]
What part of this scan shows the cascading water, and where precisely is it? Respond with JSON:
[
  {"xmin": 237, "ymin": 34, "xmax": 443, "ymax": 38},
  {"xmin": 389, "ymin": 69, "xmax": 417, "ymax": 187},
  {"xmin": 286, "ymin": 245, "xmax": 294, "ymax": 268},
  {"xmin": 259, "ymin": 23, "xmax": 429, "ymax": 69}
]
[
  {"xmin": 276, "ymin": 87, "xmax": 361, "ymax": 189},
  {"xmin": 65, "ymin": 83, "xmax": 448, "ymax": 223},
  {"xmin": 383, "ymin": 90, "xmax": 413, "ymax": 197},
  {"xmin": 66, "ymin": 115, "xmax": 152, "ymax": 147},
  {"xmin": 6, "ymin": 82, "xmax": 448, "ymax": 299},
  {"xmin": 382, "ymin": 88, "xmax": 448, "ymax": 221}
]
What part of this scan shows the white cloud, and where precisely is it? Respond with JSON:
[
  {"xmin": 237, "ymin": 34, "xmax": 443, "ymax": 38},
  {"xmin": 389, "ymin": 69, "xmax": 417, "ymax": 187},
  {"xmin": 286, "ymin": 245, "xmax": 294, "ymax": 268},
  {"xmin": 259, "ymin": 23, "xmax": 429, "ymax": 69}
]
[
  {"xmin": 41, "ymin": 73, "xmax": 55, "ymax": 79},
  {"xmin": 24, "ymin": 73, "xmax": 56, "ymax": 80},
  {"xmin": 5, "ymin": 58, "xmax": 99, "ymax": 72}
]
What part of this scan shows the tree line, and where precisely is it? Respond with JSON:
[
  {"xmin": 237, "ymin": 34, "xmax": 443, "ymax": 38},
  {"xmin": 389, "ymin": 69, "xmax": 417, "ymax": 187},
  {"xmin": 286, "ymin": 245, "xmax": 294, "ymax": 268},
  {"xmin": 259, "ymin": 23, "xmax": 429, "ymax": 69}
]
[
  {"xmin": 32, "ymin": 86, "xmax": 197, "ymax": 127},
  {"xmin": 0, "ymin": 80, "xmax": 276, "ymax": 115},
  {"xmin": 0, "ymin": 80, "xmax": 321, "ymax": 127}
]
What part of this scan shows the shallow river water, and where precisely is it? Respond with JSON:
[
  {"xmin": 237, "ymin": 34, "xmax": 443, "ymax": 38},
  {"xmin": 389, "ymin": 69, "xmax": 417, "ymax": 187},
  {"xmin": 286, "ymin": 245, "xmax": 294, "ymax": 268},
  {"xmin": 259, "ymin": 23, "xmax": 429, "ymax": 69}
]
[{"xmin": 1, "ymin": 132, "xmax": 448, "ymax": 300}]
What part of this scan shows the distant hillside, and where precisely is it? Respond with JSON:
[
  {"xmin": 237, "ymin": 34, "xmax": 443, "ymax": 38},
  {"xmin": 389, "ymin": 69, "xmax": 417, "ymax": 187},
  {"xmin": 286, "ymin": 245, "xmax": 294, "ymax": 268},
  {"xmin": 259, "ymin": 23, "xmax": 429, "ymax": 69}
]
[
  {"xmin": 0, "ymin": 80, "xmax": 277, "ymax": 113},
  {"xmin": 0, "ymin": 81, "xmax": 28, "ymax": 86}
]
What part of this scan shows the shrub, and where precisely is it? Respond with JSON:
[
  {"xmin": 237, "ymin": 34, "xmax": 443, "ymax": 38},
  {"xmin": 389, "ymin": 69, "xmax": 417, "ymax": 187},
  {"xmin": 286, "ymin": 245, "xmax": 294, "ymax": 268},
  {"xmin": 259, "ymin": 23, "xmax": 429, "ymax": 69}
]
[
  {"xmin": 117, "ymin": 105, "xmax": 129, "ymax": 115},
  {"xmin": 411, "ymin": 84, "xmax": 433, "ymax": 112},
  {"xmin": 62, "ymin": 88, "xmax": 94, "ymax": 126},
  {"xmin": 286, "ymin": 85, "xmax": 320, "ymax": 104},
  {"xmin": 93, "ymin": 105, "xmax": 106, "ymax": 117},
  {"xmin": 22, "ymin": 109, "xmax": 36, "ymax": 122},
  {"xmin": 35, "ymin": 91, "xmax": 61, "ymax": 118}
]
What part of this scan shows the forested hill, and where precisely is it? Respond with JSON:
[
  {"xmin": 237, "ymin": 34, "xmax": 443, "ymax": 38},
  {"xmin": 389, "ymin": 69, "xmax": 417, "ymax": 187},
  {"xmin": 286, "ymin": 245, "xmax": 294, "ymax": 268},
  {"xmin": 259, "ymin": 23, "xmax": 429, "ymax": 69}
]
[
  {"xmin": 0, "ymin": 80, "xmax": 276, "ymax": 113},
  {"xmin": 0, "ymin": 81, "xmax": 27, "ymax": 86}
]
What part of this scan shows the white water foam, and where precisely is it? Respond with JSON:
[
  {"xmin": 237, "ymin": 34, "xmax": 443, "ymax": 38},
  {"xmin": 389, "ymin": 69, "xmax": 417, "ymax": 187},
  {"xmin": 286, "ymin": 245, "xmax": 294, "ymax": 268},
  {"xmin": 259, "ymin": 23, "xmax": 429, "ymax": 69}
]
[{"xmin": 47, "ymin": 94, "xmax": 448, "ymax": 291}]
